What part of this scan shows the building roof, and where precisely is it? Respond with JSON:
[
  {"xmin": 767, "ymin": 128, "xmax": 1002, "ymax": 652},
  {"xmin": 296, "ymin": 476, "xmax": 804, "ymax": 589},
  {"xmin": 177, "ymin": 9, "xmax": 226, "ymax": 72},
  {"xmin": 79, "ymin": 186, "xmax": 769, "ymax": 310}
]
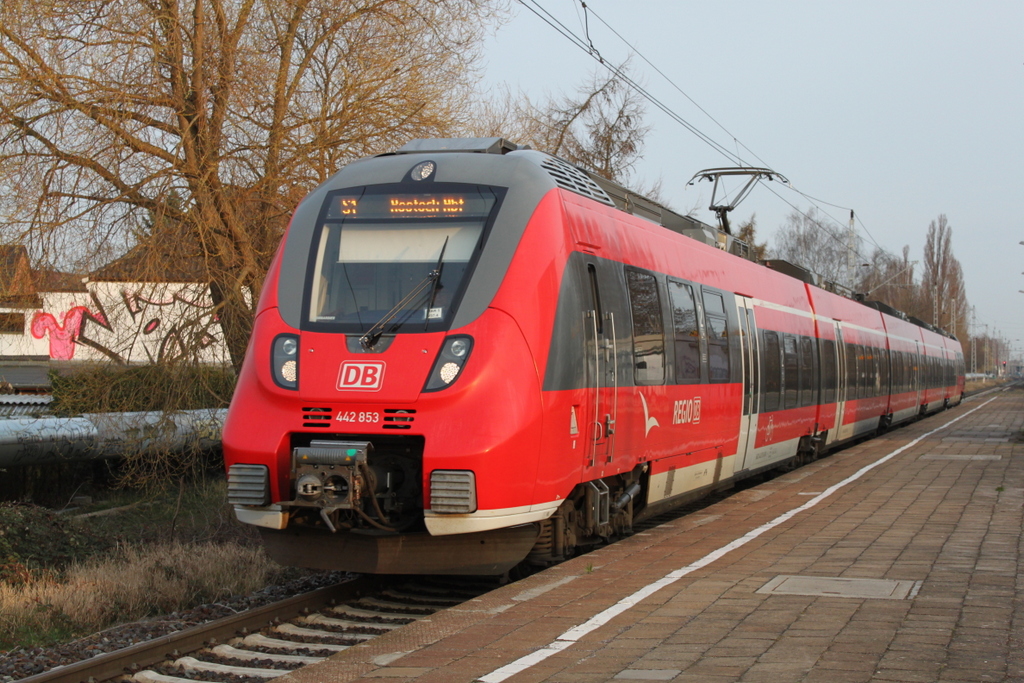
[{"xmin": 89, "ymin": 220, "xmax": 211, "ymax": 283}]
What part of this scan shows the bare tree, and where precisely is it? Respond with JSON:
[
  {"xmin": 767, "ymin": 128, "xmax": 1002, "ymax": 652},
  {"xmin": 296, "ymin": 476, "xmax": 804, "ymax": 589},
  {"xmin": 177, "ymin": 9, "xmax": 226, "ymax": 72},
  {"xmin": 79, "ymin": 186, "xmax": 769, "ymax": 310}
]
[
  {"xmin": 858, "ymin": 224, "xmax": 969, "ymax": 339},
  {"xmin": 0, "ymin": 0, "xmax": 503, "ymax": 369},
  {"xmin": 858, "ymin": 245, "xmax": 917, "ymax": 310},
  {"xmin": 735, "ymin": 214, "xmax": 768, "ymax": 262},
  {"xmin": 921, "ymin": 214, "xmax": 966, "ymax": 333},
  {"xmin": 475, "ymin": 66, "xmax": 654, "ymax": 191},
  {"xmin": 770, "ymin": 207, "xmax": 859, "ymax": 285}
]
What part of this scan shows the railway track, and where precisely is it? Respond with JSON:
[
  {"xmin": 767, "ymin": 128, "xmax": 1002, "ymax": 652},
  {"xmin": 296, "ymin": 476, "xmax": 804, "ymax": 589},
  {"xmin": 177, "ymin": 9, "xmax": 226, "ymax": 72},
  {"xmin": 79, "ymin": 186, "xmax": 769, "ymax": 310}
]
[
  {"xmin": 17, "ymin": 576, "xmax": 498, "ymax": 683},
  {"xmin": 17, "ymin": 388, "xmax": 1013, "ymax": 683}
]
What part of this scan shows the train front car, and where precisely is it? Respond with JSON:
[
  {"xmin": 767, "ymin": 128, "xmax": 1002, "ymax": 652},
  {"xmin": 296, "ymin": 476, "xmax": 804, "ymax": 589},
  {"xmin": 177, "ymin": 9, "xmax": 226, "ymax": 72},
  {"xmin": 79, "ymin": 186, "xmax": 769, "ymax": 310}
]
[{"xmin": 223, "ymin": 138, "xmax": 575, "ymax": 575}]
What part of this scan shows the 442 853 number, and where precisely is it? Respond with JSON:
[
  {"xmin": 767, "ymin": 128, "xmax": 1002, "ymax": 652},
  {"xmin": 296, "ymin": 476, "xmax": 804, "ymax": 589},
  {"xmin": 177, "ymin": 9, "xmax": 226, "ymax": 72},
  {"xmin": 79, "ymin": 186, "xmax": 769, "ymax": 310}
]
[{"xmin": 335, "ymin": 411, "xmax": 380, "ymax": 423}]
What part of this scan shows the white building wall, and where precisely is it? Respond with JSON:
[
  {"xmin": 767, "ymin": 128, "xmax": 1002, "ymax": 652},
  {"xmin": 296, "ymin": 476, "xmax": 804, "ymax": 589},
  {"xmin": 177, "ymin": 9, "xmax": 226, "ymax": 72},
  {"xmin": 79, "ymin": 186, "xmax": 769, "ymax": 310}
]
[{"xmin": 0, "ymin": 281, "xmax": 230, "ymax": 364}]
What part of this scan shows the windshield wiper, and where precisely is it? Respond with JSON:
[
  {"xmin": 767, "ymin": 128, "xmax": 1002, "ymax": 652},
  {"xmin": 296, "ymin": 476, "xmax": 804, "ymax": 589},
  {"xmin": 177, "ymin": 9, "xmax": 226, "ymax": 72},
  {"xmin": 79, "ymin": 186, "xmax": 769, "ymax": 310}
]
[
  {"xmin": 424, "ymin": 237, "xmax": 450, "ymax": 331},
  {"xmin": 360, "ymin": 237, "xmax": 449, "ymax": 350}
]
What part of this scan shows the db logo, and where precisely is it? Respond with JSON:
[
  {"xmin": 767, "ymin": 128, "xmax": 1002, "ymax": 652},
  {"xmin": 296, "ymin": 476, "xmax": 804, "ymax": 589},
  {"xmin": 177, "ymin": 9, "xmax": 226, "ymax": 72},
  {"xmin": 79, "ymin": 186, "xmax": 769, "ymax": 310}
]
[{"xmin": 337, "ymin": 361, "xmax": 385, "ymax": 391}]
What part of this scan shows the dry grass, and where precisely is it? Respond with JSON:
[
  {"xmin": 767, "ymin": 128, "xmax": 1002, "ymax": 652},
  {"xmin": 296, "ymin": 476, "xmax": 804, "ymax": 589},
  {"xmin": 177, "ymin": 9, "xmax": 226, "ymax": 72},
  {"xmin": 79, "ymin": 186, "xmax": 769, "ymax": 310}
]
[
  {"xmin": 964, "ymin": 377, "xmax": 1009, "ymax": 394},
  {"xmin": 0, "ymin": 540, "xmax": 286, "ymax": 650}
]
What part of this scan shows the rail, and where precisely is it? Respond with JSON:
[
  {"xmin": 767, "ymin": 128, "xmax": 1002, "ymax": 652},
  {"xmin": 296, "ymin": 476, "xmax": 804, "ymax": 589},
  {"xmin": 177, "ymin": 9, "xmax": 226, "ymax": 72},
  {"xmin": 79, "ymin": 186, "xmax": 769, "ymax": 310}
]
[{"xmin": 13, "ymin": 578, "xmax": 385, "ymax": 683}]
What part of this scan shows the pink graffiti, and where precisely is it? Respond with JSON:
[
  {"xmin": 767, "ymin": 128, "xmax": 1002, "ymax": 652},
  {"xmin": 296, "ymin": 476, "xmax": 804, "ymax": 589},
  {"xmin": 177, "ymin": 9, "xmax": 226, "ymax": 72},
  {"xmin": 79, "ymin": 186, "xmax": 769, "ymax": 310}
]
[{"xmin": 31, "ymin": 307, "xmax": 94, "ymax": 360}]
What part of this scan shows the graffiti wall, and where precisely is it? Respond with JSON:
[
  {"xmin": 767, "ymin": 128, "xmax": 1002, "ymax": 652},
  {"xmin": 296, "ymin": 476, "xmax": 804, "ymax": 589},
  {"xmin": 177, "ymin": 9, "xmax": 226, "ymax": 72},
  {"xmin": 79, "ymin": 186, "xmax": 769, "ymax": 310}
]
[{"xmin": 0, "ymin": 282, "xmax": 230, "ymax": 364}]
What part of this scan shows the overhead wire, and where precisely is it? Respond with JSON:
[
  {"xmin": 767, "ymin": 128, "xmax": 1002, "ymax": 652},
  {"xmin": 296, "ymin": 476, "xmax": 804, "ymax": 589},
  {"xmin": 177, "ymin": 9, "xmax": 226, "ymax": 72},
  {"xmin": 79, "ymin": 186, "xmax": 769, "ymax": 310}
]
[
  {"xmin": 579, "ymin": 0, "xmax": 889, "ymax": 264},
  {"xmin": 518, "ymin": 0, "xmax": 895, "ymax": 267},
  {"xmin": 516, "ymin": 0, "xmax": 746, "ymax": 166}
]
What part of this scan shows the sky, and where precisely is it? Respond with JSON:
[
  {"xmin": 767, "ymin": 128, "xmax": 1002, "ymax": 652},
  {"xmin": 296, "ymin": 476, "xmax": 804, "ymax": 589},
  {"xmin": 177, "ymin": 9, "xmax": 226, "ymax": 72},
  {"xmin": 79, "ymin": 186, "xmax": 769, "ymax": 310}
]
[{"xmin": 479, "ymin": 0, "xmax": 1024, "ymax": 361}]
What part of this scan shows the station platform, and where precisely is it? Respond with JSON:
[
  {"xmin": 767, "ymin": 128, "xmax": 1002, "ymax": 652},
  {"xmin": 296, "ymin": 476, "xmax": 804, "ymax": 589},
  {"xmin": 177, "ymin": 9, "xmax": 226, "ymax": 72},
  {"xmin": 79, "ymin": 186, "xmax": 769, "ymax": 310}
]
[{"xmin": 279, "ymin": 386, "xmax": 1023, "ymax": 683}]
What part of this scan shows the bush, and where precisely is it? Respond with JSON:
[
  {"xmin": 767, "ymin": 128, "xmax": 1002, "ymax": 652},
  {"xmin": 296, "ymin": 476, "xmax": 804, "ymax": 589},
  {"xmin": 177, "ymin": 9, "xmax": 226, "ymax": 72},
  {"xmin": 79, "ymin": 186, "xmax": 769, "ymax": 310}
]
[
  {"xmin": 50, "ymin": 364, "xmax": 235, "ymax": 416},
  {"xmin": 45, "ymin": 364, "xmax": 236, "ymax": 489},
  {"xmin": 0, "ymin": 503, "xmax": 110, "ymax": 583}
]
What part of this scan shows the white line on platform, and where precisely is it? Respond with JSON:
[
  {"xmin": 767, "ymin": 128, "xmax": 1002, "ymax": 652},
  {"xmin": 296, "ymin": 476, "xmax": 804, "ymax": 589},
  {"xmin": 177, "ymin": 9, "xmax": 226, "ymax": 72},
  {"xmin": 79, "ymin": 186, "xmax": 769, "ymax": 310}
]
[{"xmin": 475, "ymin": 396, "xmax": 1000, "ymax": 683}]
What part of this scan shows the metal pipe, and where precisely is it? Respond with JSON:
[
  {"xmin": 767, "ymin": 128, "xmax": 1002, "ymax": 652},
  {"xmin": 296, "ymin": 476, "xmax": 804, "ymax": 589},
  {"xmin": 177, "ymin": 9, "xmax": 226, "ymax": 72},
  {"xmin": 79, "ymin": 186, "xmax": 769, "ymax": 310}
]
[{"xmin": 0, "ymin": 408, "xmax": 227, "ymax": 467}]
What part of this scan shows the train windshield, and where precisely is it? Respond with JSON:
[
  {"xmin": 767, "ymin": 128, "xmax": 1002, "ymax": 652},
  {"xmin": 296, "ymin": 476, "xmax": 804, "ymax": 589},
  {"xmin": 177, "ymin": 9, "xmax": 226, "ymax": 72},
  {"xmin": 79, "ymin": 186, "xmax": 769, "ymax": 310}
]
[{"xmin": 305, "ymin": 184, "xmax": 501, "ymax": 333}]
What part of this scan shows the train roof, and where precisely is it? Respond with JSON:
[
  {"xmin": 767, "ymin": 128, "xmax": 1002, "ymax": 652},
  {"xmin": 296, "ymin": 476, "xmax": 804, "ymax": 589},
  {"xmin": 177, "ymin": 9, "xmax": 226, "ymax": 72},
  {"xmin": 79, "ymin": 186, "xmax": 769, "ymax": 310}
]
[
  {"xmin": 390, "ymin": 138, "xmax": 956, "ymax": 343},
  {"xmin": 393, "ymin": 138, "xmax": 754, "ymax": 261}
]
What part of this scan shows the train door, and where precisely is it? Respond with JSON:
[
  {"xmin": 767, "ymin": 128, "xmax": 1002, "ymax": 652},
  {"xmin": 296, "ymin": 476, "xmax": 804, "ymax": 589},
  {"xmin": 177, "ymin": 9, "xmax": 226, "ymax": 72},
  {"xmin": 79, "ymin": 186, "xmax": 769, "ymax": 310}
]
[
  {"xmin": 831, "ymin": 323, "xmax": 852, "ymax": 444},
  {"xmin": 582, "ymin": 262, "xmax": 617, "ymax": 475},
  {"xmin": 735, "ymin": 296, "xmax": 759, "ymax": 471}
]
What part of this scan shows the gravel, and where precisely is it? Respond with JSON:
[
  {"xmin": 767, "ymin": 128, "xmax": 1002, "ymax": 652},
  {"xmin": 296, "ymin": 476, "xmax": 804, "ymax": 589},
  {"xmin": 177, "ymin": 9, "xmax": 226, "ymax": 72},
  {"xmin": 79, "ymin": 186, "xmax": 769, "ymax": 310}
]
[{"xmin": 0, "ymin": 571, "xmax": 350, "ymax": 682}]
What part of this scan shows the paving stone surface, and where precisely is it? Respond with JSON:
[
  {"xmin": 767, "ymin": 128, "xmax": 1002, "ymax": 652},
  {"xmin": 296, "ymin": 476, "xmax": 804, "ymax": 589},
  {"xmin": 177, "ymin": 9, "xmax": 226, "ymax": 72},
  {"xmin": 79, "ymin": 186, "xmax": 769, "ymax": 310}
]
[{"xmin": 277, "ymin": 386, "xmax": 1023, "ymax": 683}]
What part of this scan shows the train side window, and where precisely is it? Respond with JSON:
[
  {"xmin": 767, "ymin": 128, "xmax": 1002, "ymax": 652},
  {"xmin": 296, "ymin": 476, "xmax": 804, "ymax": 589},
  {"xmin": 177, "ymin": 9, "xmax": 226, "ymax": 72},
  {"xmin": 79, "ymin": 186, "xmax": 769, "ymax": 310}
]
[
  {"xmin": 625, "ymin": 268, "xmax": 665, "ymax": 384},
  {"xmin": 745, "ymin": 308, "xmax": 758, "ymax": 412},
  {"xmin": 864, "ymin": 346, "xmax": 875, "ymax": 396},
  {"xmin": 799, "ymin": 336, "xmax": 815, "ymax": 406},
  {"xmin": 860, "ymin": 345, "xmax": 870, "ymax": 397},
  {"xmin": 668, "ymin": 279, "xmax": 702, "ymax": 384},
  {"xmin": 871, "ymin": 346, "xmax": 881, "ymax": 395},
  {"xmin": 783, "ymin": 334, "xmax": 799, "ymax": 409},
  {"xmin": 868, "ymin": 346, "xmax": 876, "ymax": 394},
  {"xmin": 702, "ymin": 290, "xmax": 730, "ymax": 383},
  {"xmin": 587, "ymin": 264, "xmax": 603, "ymax": 335},
  {"xmin": 879, "ymin": 347, "xmax": 890, "ymax": 394},
  {"xmin": 763, "ymin": 330, "xmax": 781, "ymax": 412},
  {"xmin": 821, "ymin": 338, "xmax": 836, "ymax": 404},
  {"xmin": 845, "ymin": 342, "xmax": 859, "ymax": 400}
]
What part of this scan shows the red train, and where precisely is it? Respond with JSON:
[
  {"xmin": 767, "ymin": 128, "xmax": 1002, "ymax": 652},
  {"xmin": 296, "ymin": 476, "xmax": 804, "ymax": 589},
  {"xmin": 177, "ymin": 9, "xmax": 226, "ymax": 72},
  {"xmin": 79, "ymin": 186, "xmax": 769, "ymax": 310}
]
[{"xmin": 223, "ymin": 138, "xmax": 965, "ymax": 575}]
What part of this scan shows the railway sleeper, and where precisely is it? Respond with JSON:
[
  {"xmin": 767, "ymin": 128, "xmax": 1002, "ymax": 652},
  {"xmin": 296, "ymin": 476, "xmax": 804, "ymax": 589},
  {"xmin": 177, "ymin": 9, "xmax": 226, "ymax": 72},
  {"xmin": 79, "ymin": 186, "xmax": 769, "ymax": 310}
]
[
  {"xmin": 133, "ymin": 671, "xmax": 208, "ymax": 683},
  {"xmin": 238, "ymin": 633, "xmax": 351, "ymax": 652},
  {"xmin": 272, "ymin": 622, "xmax": 369, "ymax": 643},
  {"xmin": 326, "ymin": 604, "xmax": 421, "ymax": 622},
  {"xmin": 379, "ymin": 588, "xmax": 464, "ymax": 606},
  {"xmin": 209, "ymin": 644, "xmax": 326, "ymax": 665},
  {"xmin": 298, "ymin": 613, "xmax": 400, "ymax": 633},
  {"xmin": 173, "ymin": 655, "xmax": 290, "ymax": 678},
  {"xmin": 351, "ymin": 596, "xmax": 438, "ymax": 614}
]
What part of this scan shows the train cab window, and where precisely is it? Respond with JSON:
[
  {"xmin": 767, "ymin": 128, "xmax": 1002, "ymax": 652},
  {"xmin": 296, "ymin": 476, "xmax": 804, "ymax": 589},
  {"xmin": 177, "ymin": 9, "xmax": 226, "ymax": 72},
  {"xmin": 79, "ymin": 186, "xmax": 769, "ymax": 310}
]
[
  {"xmin": 820, "ymin": 338, "xmax": 837, "ymax": 404},
  {"xmin": 305, "ymin": 184, "xmax": 501, "ymax": 333},
  {"xmin": 626, "ymin": 269, "xmax": 665, "ymax": 384},
  {"xmin": 783, "ymin": 335, "xmax": 799, "ymax": 409},
  {"xmin": 702, "ymin": 290, "xmax": 730, "ymax": 383},
  {"xmin": 763, "ymin": 330, "xmax": 781, "ymax": 412},
  {"xmin": 668, "ymin": 279, "xmax": 702, "ymax": 384}
]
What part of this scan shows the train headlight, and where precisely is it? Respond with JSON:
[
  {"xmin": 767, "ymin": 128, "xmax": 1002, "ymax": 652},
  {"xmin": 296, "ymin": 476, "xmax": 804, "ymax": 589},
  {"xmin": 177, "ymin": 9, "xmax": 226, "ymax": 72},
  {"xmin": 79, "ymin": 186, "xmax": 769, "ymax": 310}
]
[
  {"xmin": 424, "ymin": 335, "xmax": 473, "ymax": 392},
  {"xmin": 272, "ymin": 333, "xmax": 299, "ymax": 390},
  {"xmin": 410, "ymin": 160, "xmax": 436, "ymax": 181}
]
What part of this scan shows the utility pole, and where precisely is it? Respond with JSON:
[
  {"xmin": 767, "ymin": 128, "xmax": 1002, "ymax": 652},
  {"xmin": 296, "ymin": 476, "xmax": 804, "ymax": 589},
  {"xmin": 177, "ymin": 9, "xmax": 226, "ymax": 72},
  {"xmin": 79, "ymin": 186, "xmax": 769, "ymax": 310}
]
[{"xmin": 846, "ymin": 210, "xmax": 856, "ymax": 288}]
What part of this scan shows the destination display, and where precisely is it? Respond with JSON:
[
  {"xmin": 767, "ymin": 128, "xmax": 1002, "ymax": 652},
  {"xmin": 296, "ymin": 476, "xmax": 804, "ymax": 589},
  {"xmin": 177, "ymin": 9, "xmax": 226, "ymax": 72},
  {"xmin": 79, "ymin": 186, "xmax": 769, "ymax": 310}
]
[{"xmin": 326, "ymin": 190, "xmax": 496, "ymax": 220}]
